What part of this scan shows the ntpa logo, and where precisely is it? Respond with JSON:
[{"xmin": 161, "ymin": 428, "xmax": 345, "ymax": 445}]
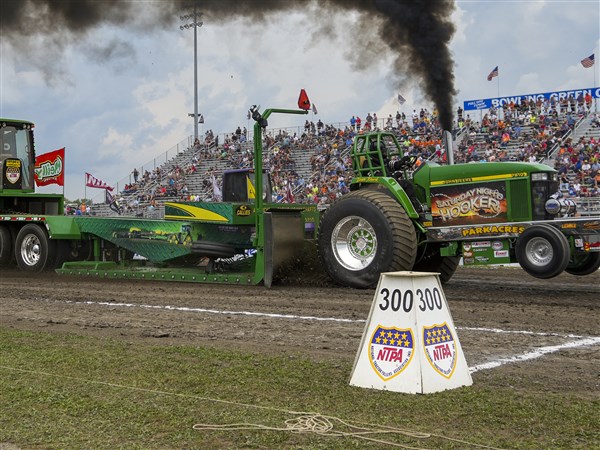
[
  {"xmin": 422, "ymin": 323, "xmax": 457, "ymax": 379},
  {"xmin": 368, "ymin": 325, "xmax": 414, "ymax": 381}
]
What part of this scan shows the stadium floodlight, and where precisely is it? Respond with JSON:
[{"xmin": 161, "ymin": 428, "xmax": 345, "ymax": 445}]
[{"xmin": 180, "ymin": 6, "xmax": 204, "ymax": 142}]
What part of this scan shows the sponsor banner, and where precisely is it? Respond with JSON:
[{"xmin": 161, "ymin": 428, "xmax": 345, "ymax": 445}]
[
  {"xmin": 462, "ymin": 240, "xmax": 511, "ymax": 265},
  {"xmin": 34, "ymin": 148, "xmax": 65, "ymax": 187},
  {"xmin": 464, "ymin": 86, "xmax": 600, "ymax": 111},
  {"xmin": 431, "ymin": 181, "xmax": 507, "ymax": 226}
]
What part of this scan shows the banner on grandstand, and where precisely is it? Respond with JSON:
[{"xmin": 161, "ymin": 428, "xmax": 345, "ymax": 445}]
[
  {"xmin": 85, "ymin": 172, "xmax": 113, "ymax": 191},
  {"xmin": 464, "ymin": 86, "xmax": 600, "ymax": 111},
  {"xmin": 34, "ymin": 148, "xmax": 65, "ymax": 187}
]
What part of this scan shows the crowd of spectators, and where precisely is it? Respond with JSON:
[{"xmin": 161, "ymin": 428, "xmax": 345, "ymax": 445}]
[
  {"xmin": 107, "ymin": 100, "xmax": 599, "ymax": 215},
  {"xmin": 554, "ymin": 115, "xmax": 600, "ymax": 198},
  {"xmin": 455, "ymin": 97, "xmax": 585, "ymax": 164}
]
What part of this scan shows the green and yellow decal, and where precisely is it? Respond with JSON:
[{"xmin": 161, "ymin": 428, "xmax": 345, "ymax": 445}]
[{"xmin": 164, "ymin": 203, "xmax": 229, "ymax": 222}]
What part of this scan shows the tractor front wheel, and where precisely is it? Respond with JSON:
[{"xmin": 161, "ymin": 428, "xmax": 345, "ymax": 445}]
[
  {"xmin": 318, "ymin": 190, "xmax": 417, "ymax": 288},
  {"xmin": 515, "ymin": 224, "xmax": 569, "ymax": 279}
]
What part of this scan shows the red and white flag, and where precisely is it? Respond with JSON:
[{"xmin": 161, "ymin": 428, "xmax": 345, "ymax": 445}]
[
  {"xmin": 487, "ymin": 66, "xmax": 499, "ymax": 81},
  {"xmin": 581, "ymin": 54, "xmax": 595, "ymax": 68},
  {"xmin": 85, "ymin": 172, "xmax": 113, "ymax": 191},
  {"xmin": 34, "ymin": 148, "xmax": 65, "ymax": 187}
]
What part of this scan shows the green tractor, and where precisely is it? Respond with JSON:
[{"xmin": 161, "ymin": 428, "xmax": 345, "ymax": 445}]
[{"xmin": 317, "ymin": 132, "xmax": 600, "ymax": 288}]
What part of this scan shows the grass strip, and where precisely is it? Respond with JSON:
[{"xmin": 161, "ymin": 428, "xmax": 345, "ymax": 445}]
[{"xmin": 1, "ymin": 328, "xmax": 598, "ymax": 449}]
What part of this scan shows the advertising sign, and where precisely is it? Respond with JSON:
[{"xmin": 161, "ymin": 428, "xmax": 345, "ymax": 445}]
[
  {"xmin": 431, "ymin": 181, "xmax": 507, "ymax": 226},
  {"xmin": 34, "ymin": 148, "xmax": 65, "ymax": 187}
]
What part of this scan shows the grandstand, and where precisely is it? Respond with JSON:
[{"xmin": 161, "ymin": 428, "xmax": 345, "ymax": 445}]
[{"xmin": 88, "ymin": 104, "xmax": 600, "ymax": 218}]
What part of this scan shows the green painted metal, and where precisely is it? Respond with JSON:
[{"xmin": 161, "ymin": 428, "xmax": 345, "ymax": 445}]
[
  {"xmin": 44, "ymin": 215, "xmax": 83, "ymax": 239},
  {"xmin": 425, "ymin": 161, "xmax": 554, "ymax": 185},
  {"xmin": 74, "ymin": 217, "xmax": 194, "ymax": 262},
  {"xmin": 56, "ymin": 263, "xmax": 259, "ymax": 285}
]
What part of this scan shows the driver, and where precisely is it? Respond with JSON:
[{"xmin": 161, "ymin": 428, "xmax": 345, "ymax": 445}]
[{"xmin": 363, "ymin": 139, "xmax": 388, "ymax": 176}]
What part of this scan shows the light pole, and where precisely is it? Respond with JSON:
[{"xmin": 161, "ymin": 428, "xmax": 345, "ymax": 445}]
[
  {"xmin": 188, "ymin": 113, "xmax": 204, "ymax": 140},
  {"xmin": 180, "ymin": 4, "xmax": 203, "ymax": 142}
]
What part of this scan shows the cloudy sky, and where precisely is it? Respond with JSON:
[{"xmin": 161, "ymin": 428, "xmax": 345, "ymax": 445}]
[{"xmin": 1, "ymin": 0, "xmax": 599, "ymax": 201}]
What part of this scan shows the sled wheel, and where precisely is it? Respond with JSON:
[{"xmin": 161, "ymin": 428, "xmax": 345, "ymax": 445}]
[
  {"xmin": 515, "ymin": 224, "xmax": 569, "ymax": 279},
  {"xmin": 565, "ymin": 251, "xmax": 600, "ymax": 276},
  {"xmin": 413, "ymin": 245, "xmax": 460, "ymax": 284},
  {"xmin": 318, "ymin": 190, "xmax": 417, "ymax": 288},
  {"xmin": 15, "ymin": 224, "xmax": 57, "ymax": 272},
  {"xmin": 0, "ymin": 225, "xmax": 13, "ymax": 266}
]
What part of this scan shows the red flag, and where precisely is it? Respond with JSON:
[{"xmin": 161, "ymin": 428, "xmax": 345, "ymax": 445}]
[
  {"xmin": 85, "ymin": 172, "xmax": 113, "ymax": 191},
  {"xmin": 34, "ymin": 148, "xmax": 65, "ymax": 187},
  {"xmin": 298, "ymin": 89, "xmax": 311, "ymax": 110}
]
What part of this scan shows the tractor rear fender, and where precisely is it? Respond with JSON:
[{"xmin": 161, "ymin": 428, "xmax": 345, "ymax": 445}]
[{"xmin": 350, "ymin": 178, "xmax": 420, "ymax": 219}]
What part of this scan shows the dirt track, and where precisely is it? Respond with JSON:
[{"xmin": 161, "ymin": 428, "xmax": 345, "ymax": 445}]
[{"xmin": 1, "ymin": 266, "xmax": 599, "ymax": 395}]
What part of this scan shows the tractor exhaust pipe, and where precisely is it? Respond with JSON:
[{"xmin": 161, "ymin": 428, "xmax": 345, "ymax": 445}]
[{"xmin": 442, "ymin": 130, "xmax": 454, "ymax": 165}]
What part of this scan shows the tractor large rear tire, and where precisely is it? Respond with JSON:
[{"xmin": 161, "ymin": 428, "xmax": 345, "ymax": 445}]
[
  {"xmin": 318, "ymin": 190, "xmax": 417, "ymax": 288},
  {"xmin": 413, "ymin": 245, "xmax": 460, "ymax": 284}
]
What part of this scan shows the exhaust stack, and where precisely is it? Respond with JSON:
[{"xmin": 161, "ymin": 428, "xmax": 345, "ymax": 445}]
[{"xmin": 442, "ymin": 130, "xmax": 454, "ymax": 165}]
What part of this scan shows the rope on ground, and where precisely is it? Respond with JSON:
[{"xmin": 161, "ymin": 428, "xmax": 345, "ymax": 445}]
[
  {"xmin": 193, "ymin": 412, "xmax": 506, "ymax": 450},
  {"xmin": 2, "ymin": 365, "xmax": 505, "ymax": 450}
]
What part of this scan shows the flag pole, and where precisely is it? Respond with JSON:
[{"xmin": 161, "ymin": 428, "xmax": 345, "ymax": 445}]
[
  {"xmin": 594, "ymin": 53, "xmax": 597, "ymax": 113},
  {"xmin": 497, "ymin": 74, "xmax": 500, "ymax": 99}
]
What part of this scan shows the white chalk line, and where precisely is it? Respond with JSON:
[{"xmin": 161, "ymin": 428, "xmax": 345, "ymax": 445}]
[
  {"xmin": 468, "ymin": 336, "xmax": 600, "ymax": 373},
  {"xmin": 60, "ymin": 299, "xmax": 362, "ymax": 323},
  {"xmin": 38, "ymin": 298, "xmax": 600, "ymax": 373}
]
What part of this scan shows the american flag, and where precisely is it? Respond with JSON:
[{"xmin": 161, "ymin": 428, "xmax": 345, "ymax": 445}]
[
  {"xmin": 487, "ymin": 66, "xmax": 499, "ymax": 81},
  {"xmin": 581, "ymin": 54, "xmax": 595, "ymax": 68}
]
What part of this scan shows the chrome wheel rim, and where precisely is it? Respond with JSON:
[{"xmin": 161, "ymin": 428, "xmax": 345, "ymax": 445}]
[
  {"xmin": 525, "ymin": 237, "xmax": 553, "ymax": 267},
  {"xmin": 331, "ymin": 216, "xmax": 377, "ymax": 271},
  {"xmin": 20, "ymin": 234, "xmax": 41, "ymax": 267}
]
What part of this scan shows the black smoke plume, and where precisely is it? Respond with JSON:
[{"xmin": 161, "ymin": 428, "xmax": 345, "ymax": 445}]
[{"xmin": 2, "ymin": 0, "xmax": 457, "ymax": 129}]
